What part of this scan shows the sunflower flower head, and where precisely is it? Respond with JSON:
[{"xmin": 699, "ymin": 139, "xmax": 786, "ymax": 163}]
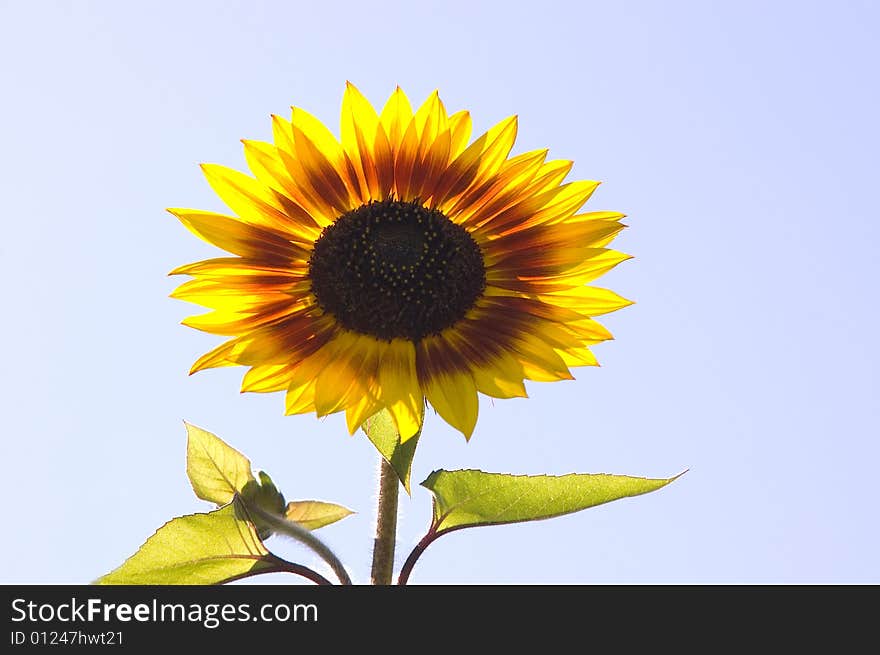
[{"xmin": 169, "ymin": 83, "xmax": 632, "ymax": 442}]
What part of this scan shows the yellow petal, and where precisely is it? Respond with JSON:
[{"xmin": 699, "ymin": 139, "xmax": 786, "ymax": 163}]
[
  {"xmin": 378, "ymin": 339, "xmax": 422, "ymax": 442},
  {"xmin": 189, "ymin": 339, "xmax": 241, "ymax": 373},
  {"xmin": 379, "ymin": 86, "xmax": 413, "ymax": 154},
  {"xmin": 542, "ymin": 286, "xmax": 634, "ymax": 316},
  {"xmin": 241, "ymin": 363, "xmax": 297, "ymax": 393},
  {"xmin": 345, "ymin": 393, "xmax": 384, "ymax": 435},
  {"xmin": 314, "ymin": 332, "xmax": 381, "ymax": 417},
  {"xmin": 559, "ymin": 347, "xmax": 599, "ymax": 367},
  {"xmin": 513, "ymin": 333, "xmax": 574, "ymax": 382},
  {"xmin": 285, "ymin": 378, "xmax": 318, "ymax": 415},
  {"xmin": 386, "ymin": 401, "xmax": 424, "ymax": 443},
  {"xmin": 413, "ymin": 90, "xmax": 448, "ymax": 164},
  {"xmin": 200, "ymin": 163, "xmax": 305, "ymax": 235},
  {"xmin": 525, "ymin": 158, "xmax": 573, "ymax": 195},
  {"xmin": 566, "ymin": 318, "xmax": 615, "ymax": 343},
  {"xmin": 424, "ymin": 370, "xmax": 479, "ymax": 440},
  {"xmin": 446, "ymin": 110, "xmax": 472, "ymax": 160},
  {"xmin": 471, "ymin": 351, "xmax": 528, "ymax": 399},
  {"xmin": 564, "ymin": 249, "xmax": 633, "ymax": 284}
]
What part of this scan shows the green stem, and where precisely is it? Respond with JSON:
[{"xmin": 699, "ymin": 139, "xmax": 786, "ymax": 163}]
[
  {"xmin": 244, "ymin": 499, "xmax": 352, "ymax": 585},
  {"xmin": 370, "ymin": 457, "xmax": 400, "ymax": 585}
]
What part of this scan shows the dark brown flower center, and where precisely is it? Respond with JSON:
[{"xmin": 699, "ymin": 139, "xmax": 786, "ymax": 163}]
[{"xmin": 309, "ymin": 199, "xmax": 486, "ymax": 341}]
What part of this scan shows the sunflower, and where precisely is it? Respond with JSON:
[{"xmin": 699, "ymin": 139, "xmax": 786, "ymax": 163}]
[{"xmin": 169, "ymin": 83, "xmax": 632, "ymax": 441}]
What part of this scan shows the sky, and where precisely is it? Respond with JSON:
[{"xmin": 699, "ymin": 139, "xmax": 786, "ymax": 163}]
[{"xmin": 1, "ymin": 0, "xmax": 877, "ymax": 585}]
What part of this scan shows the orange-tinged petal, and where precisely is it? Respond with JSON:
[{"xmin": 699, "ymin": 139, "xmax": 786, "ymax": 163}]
[
  {"xmin": 168, "ymin": 208, "xmax": 305, "ymax": 262},
  {"xmin": 341, "ymin": 82, "xmax": 389, "ymax": 200},
  {"xmin": 290, "ymin": 110, "xmax": 357, "ymax": 213},
  {"xmin": 487, "ymin": 227, "xmax": 627, "ymax": 280},
  {"xmin": 415, "ymin": 128, "xmax": 451, "ymax": 201},
  {"xmin": 290, "ymin": 105, "xmax": 366, "ymax": 205},
  {"xmin": 169, "ymin": 257, "xmax": 309, "ymax": 279},
  {"xmin": 433, "ymin": 115, "xmax": 518, "ymax": 209},
  {"xmin": 485, "ymin": 217, "xmax": 625, "ymax": 261},
  {"xmin": 410, "ymin": 92, "xmax": 452, "ymax": 200},
  {"xmin": 240, "ymin": 140, "xmax": 324, "ymax": 238},
  {"xmin": 449, "ymin": 149, "xmax": 548, "ymax": 227},
  {"xmin": 474, "ymin": 180, "xmax": 601, "ymax": 239},
  {"xmin": 170, "ymin": 273, "xmax": 308, "ymax": 294},
  {"xmin": 270, "ymin": 115, "xmax": 338, "ymax": 223},
  {"xmin": 490, "ymin": 249, "xmax": 633, "ymax": 293},
  {"xmin": 180, "ymin": 302, "xmax": 308, "ymax": 336},
  {"xmin": 479, "ymin": 295, "xmax": 586, "ymax": 331},
  {"xmin": 233, "ymin": 312, "xmax": 336, "ymax": 366},
  {"xmin": 393, "ymin": 117, "xmax": 421, "ymax": 201}
]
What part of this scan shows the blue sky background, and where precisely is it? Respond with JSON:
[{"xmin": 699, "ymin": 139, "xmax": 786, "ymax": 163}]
[{"xmin": 1, "ymin": 0, "xmax": 877, "ymax": 584}]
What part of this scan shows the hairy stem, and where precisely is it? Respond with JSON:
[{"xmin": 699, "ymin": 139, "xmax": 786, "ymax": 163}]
[
  {"xmin": 245, "ymin": 499, "xmax": 352, "ymax": 585},
  {"xmin": 267, "ymin": 557, "xmax": 335, "ymax": 585},
  {"xmin": 397, "ymin": 529, "xmax": 439, "ymax": 585},
  {"xmin": 370, "ymin": 458, "xmax": 400, "ymax": 585}
]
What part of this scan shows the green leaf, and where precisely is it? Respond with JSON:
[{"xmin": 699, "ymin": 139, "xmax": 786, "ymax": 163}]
[
  {"xmin": 183, "ymin": 422, "xmax": 344, "ymax": 539},
  {"xmin": 422, "ymin": 469, "xmax": 684, "ymax": 533},
  {"xmin": 95, "ymin": 499, "xmax": 279, "ymax": 585},
  {"xmin": 362, "ymin": 408, "xmax": 423, "ymax": 493},
  {"xmin": 284, "ymin": 500, "xmax": 355, "ymax": 530},
  {"xmin": 185, "ymin": 422, "xmax": 254, "ymax": 505}
]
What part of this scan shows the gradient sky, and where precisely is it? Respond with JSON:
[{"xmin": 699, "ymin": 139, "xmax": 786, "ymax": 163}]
[{"xmin": 1, "ymin": 0, "xmax": 877, "ymax": 584}]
